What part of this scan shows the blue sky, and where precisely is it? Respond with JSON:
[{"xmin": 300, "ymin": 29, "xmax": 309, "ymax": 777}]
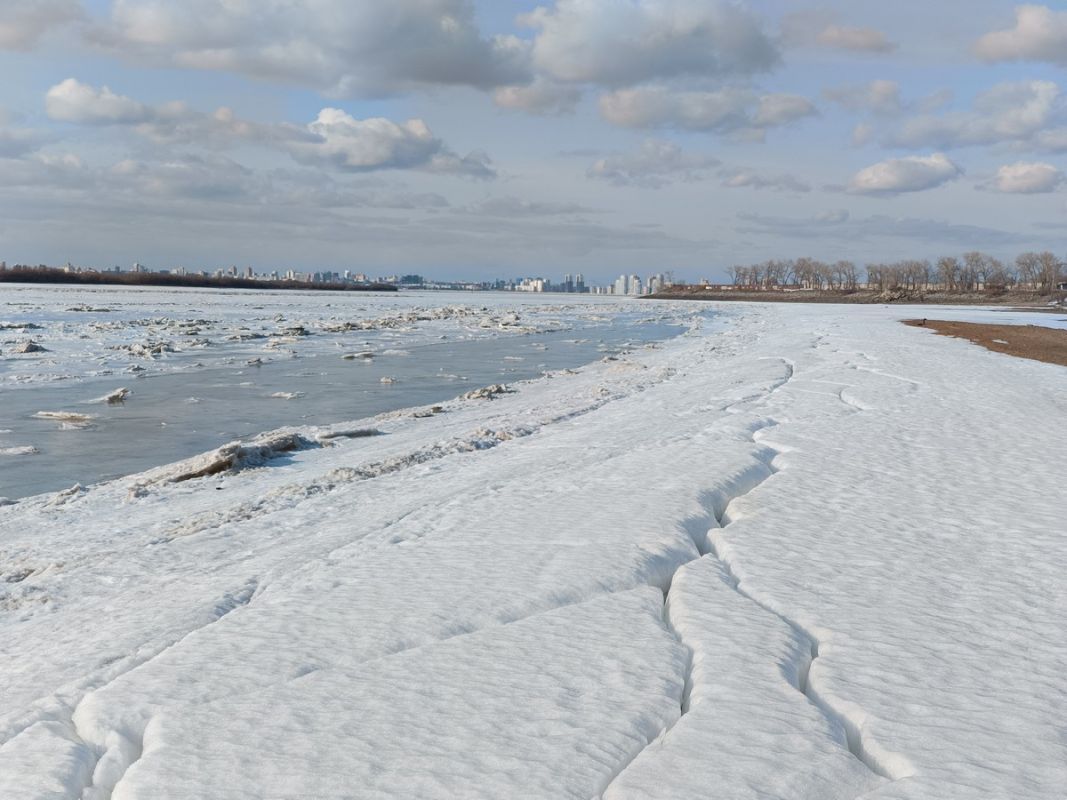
[{"xmin": 2, "ymin": 1, "xmax": 1067, "ymax": 282}]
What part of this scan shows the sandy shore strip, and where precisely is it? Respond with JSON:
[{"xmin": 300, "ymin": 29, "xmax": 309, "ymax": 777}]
[{"xmin": 903, "ymin": 319, "xmax": 1067, "ymax": 368}]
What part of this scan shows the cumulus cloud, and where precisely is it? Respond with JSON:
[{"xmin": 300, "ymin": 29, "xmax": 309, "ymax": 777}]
[
  {"xmin": 587, "ymin": 139, "xmax": 719, "ymax": 187},
  {"xmin": 88, "ymin": 0, "xmax": 529, "ymax": 96},
  {"xmin": 45, "ymin": 78, "xmax": 151, "ymax": 124},
  {"xmin": 520, "ymin": 0, "xmax": 779, "ymax": 87},
  {"xmin": 975, "ymin": 4, "xmax": 1067, "ymax": 65},
  {"xmin": 42, "ymin": 81, "xmax": 492, "ymax": 177},
  {"xmin": 0, "ymin": 0, "xmax": 82, "ymax": 50},
  {"xmin": 848, "ymin": 153, "xmax": 962, "ymax": 195},
  {"xmin": 824, "ymin": 80, "xmax": 902, "ymax": 116},
  {"xmin": 598, "ymin": 86, "xmax": 816, "ymax": 137},
  {"xmin": 286, "ymin": 109, "xmax": 495, "ymax": 178},
  {"xmin": 492, "ymin": 79, "xmax": 581, "ymax": 115},
  {"xmin": 719, "ymin": 168, "xmax": 810, "ymax": 193},
  {"xmin": 886, "ymin": 80, "xmax": 1065, "ymax": 150},
  {"xmin": 988, "ymin": 161, "xmax": 1064, "ymax": 193}
]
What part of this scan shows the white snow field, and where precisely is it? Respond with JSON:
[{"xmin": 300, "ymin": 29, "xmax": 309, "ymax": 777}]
[{"xmin": 0, "ymin": 300, "xmax": 1065, "ymax": 799}]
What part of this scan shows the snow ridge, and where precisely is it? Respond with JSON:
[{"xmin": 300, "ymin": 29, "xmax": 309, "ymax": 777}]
[
  {"xmin": 708, "ymin": 422, "xmax": 914, "ymax": 784},
  {"xmin": 72, "ymin": 579, "xmax": 260, "ymax": 800},
  {"xmin": 603, "ymin": 352, "xmax": 911, "ymax": 797},
  {"xmin": 150, "ymin": 371, "xmax": 670, "ymax": 542}
]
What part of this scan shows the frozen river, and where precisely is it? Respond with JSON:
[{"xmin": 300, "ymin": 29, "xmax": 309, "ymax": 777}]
[{"xmin": 0, "ymin": 286, "xmax": 698, "ymax": 498}]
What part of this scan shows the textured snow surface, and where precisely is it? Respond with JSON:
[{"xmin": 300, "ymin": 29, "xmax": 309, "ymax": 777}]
[{"xmin": 1, "ymin": 301, "xmax": 1065, "ymax": 799}]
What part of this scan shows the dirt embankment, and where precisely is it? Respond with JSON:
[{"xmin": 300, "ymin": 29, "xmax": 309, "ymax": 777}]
[{"xmin": 903, "ymin": 319, "xmax": 1067, "ymax": 368}]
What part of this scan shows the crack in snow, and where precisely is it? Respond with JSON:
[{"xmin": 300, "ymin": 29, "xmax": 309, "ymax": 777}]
[
  {"xmin": 69, "ymin": 579, "xmax": 260, "ymax": 800},
  {"xmin": 602, "ymin": 358, "xmax": 912, "ymax": 797},
  {"xmin": 707, "ymin": 421, "xmax": 915, "ymax": 785}
]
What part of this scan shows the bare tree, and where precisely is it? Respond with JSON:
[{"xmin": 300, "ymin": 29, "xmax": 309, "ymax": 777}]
[
  {"xmin": 1016, "ymin": 252, "xmax": 1040, "ymax": 289},
  {"xmin": 1036, "ymin": 252, "xmax": 1063, "ymax": 294},
  {"xmin": 936, "ymin": 256, "xmax": 960, "ymax": 291}
]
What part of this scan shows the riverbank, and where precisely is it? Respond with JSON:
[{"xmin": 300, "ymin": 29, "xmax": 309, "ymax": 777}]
[
  {"xmin": 1, "ymin": 303, "xmax": 1064, "ymax": 799},
  {"xmin": 903, "ymin": 318, "xmax": 1067, "ymax": 367},
  {"xmin": 649, "ymin": 286, "xmax": 1065, "ymax": 306}
]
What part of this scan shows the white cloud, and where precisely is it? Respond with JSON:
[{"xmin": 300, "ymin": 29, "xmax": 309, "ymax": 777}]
[
  {"xmin": 520, "ymin": 0, "xmax": 778, "ymax": 87},
  {"xmin": 89, "ymin": 0, "xmax": 529, "ymax": 96},
  {"xmin": 598, "ymin": 86, "xmax": 815, "ymax": 137},
  {"xmin": 719, "ymin": 168, "xmax": 810, "ymax": 193},
  {"xmin": 587, "ymin": 139, "xmax": 719, "ymax": 187},
  {"xmin": 848, "ymin": 153, "xmax": 963, "ymax": 195},
  {"xmin": 989, "ymin": 161, "xmax": 1064, "ymax": 193},
  {"xmin": 41, "ymin": 81, "xmax": 492, "ymax": 177},
  {"xmin": 816, "ymin": 25, "xmax": 896, "ymax": 54},
  {"xmin": 492, "ymin": 79, "xmax": 581, "ymax": 115},
  {"xmin": 45, "ymin": 78, "xmax": 150, "ymax": 124},
  {"xmin": 824, "ymin": 81, "xmax": 902, "ymax": 115},
  {"xmin": 975, "ymin": 5, "xmax": 1067, "ymax": 65},
  {"xmin": 289, "ymin": 108, "xmax": 493, "ymax": 178},
  {"xmin": 0, "ymin": 0, "xmax": 82, "ymax": 50},
  {"xmin": 886, "ymin": 80, "xmax": 1064, "ymax": 150}
]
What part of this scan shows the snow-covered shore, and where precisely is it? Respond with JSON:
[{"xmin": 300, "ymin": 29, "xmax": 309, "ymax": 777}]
[{"xmin": 1, "ymin": 301, "xmax": 1065, "ymax": 799}]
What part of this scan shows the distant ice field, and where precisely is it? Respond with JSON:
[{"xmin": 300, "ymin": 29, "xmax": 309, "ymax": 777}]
[{"xmin": 0, "ymin": 286, "xmax": 698, "ymax": 498}]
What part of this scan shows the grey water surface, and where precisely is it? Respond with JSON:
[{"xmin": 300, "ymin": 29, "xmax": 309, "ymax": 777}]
[{"xmin": 0, "ymin": 318, "xmax": 687, "ymax": 499}]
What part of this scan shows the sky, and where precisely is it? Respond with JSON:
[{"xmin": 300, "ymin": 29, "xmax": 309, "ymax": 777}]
[{"xmin": 3, "ymin": 1, "xmax": 1067, "ymax": 282}]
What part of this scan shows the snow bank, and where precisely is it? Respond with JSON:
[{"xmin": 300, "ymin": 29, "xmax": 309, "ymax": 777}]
[
  {"xmin": 133, "ymin": 430, "xmax": 319, "ymax": 486},
  {"xmin": 1, "ymin": 301, "xmax": 1064, "ymax": 799}
]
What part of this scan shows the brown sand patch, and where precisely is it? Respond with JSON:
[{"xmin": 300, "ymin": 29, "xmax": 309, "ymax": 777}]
[{"xmin": 903, "ymin": 319, "xmax": 1067, "ymax": 368}]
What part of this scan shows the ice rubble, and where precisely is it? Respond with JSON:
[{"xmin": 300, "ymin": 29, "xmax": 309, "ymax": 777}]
[
  {"xmin": 0, "ymin": 302, "xmax": 1065, "ymax": 799},
  {"xmin": 1, "ymin": 285, "xmax": 675, "ymax": 388}
]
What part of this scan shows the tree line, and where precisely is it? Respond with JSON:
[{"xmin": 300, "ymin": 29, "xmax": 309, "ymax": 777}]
[
  {"xmin": 0, "ymin": 265, "xmax": 397, "ymax": 293},
  {"xmin": 727, "ymin": 251, "xmax": 1065, "ymax": 295}
]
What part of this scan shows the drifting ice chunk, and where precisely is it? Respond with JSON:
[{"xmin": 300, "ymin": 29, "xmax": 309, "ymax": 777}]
[
  {"xmin": 13, "ymin": 340, "xmax": 48, "ymax": 354},
  {"xmin": 136, "ymin": 431, "xmax": 318, "ymax": 485},
  {"xmin": 461, "ymin": 384, "xmax": 513, "ymax": 401},
  {"xmin": 89, "ymin": 387, "xmax": 130, "ymax": 405}
]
